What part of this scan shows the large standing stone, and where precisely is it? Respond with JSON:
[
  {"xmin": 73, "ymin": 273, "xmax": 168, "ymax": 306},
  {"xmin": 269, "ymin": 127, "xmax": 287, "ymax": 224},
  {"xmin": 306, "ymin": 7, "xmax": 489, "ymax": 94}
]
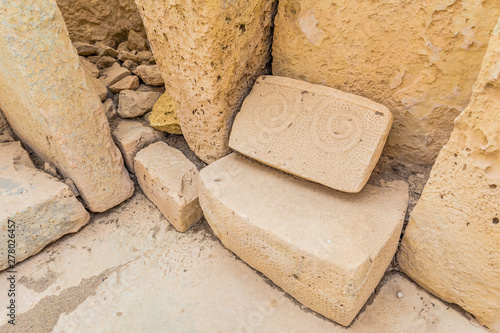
[
  {"xmin": 398, "ymin": 18, "xmax": 500, "ymax": 332},
  {"xmin": 199, "ymin": 153, "xmax": 408, "ymax": 326},
  {"xmin": 135, "ymin": 0, "xmax": 277, "ymax": 163},
  {"xmin": 272, "ymin": 0, "xmax": 500, "ymax": 165},
  {"xmin": 0, "ymin": 0, "xmax": 134, "ymax": 212},
  {"xmin": 0, "ymin": 142, "xmax": 90, "ymax": 271},
  {"xmin": 230, "ymin": 76, "xmax": 392, "ymax": 193},
  {"xmin": 134, "ymin": 142, "xmax": 203, "ymax": 232}
]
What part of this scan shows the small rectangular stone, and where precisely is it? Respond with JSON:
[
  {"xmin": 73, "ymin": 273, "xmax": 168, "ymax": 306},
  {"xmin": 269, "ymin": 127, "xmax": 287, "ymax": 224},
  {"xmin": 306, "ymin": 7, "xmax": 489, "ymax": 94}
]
[
  {"xmin": 134, "ymin": 142, "xmax": 203, "ymax": 232},
  {"xmin": 229, "ymin": 76, "xmax": 393, "ymax": 193}
]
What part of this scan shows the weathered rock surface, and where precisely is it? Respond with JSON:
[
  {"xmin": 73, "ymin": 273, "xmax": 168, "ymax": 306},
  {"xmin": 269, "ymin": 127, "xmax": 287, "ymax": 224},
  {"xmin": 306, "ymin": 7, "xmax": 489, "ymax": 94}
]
[
  {"xmin": 136, "ymin": 0, "xmax": 277, "ymax": 163},
  {"xmin": 199, "ymin": 153, "xmax": 408, "ymax": 326},
  {"xmin": 398, "ymin": 19, "xmax": 500, "ymax": 332},
  {"xmin": 85, "ymin": 72, "xmax": 108, "ymax": 102},
  {"xmin": 135, "ymin": 142, "xmax": 203, "ymax": 232},
  {"xmin": 117, "ymin": 90, "xmax": 162, "ymax": 118},
  {"xmin": 0, "ymin": 0, "xmax": 134, "ymax": 212},
  {"xmin": 122, "ymin": 59, "xmax": 138, "ymax": 72},
  {"xmin": 0, "ymin": 141, "xmax": 34, "ymax": 169},
  {"xmin": 150, "ymin": 92, "xmax": 182, "ymax": 134},
  {"xmin": 272, "ymin": 0, "xmax": 500, "ymax": 165},
  {"xmin": 73, "ymin": 42, "xmax": 97, "ymax": 56},
  {"xmin": 112, "ymin": 119, "xmax": 164, "ymax": 171},
  {"xmin": 103, "ymin": 98, "xmax": 117, "ymax": 120},
  {"xmin": 56, "ymin": 0, "xmax": 145, "ymax": 45},
  {"xmin": 79, "ymin": 56, "xmax": 99, "ymax": 78},
  {"xmin": 118, "ymin": 51, "xmax": 141, "ymax": 63},
  {"xmin": 99, "ymin": 62, "xmax": 131, "ymax": 87},
  {"xmin": 133, "ymin": 65, "xmax": 164, "ymax": 86},
  {"xmin": 0, "ymin": 109, "xmax": 15, "ymax": 143},
  {"xmin": 0, "ymin": 143, "xmax": 90, "ymax": 271},
  {"xmin": 95, "ymin": 56, "xmax": 117, "ymax": 69},
  {"xmin": 230, "ymin": 76, "xmax": 392, "ymax": 193},
  {"xmin": 127, "ymin": 30, "xmax": 147, "ymax": 51},
  {"xmin": 109, "ymin": 75, "xmax": 140, "ymax": 93}
]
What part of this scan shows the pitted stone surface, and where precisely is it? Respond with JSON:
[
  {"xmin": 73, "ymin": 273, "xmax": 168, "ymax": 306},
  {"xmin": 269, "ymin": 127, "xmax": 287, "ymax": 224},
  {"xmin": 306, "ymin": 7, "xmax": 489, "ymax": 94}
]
[
  {"xmin": 134, "ymin": 142, "xmax": 203, "ymax": 232},
  {"xmin": 230, "ymin": 76, "xmax": 393, "ymax": 193},
  {"xmin": 398, "ymin": 19, "xmax": 500, "ymax": 332},
  {"xmin": 135, "ymin": 0, "xmax": 277, "ymax": 163},
  {"xmin": 0, "ymin": 0, "xmax": 134, "ymax": 212},
  {"xmin": 199, "ymin": 153, "xmax": 408, "ymax": 326},
  {"xmin": 112, "ymin": 119, "xmax": 164, "ymax": 172},
  {"xmin": 0, "ymin": 143, "xmax": 89, "ymax": 271}
]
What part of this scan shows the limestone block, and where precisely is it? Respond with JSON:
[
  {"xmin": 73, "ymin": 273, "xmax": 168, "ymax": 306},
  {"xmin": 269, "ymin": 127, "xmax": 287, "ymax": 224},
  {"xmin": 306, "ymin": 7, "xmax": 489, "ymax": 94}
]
[
  {"xmin": 73, "ymin": 42, "xmax": 97, "ymax": 56},
  {"xmin": 96, "ymin": 56, "xmax": 117, "ymax": 70},
  {"xmin": 122, "ymin": 59, "xmax": 138, "ymax": 72},
  {"xmin": 0, "ymin": 0, "xmax": 134, "ymax": 212},
  {"xmin": 150, "ymin": 92, "xmax": 182, "ymax": 134},
  {"xmin": 272, "ymin": 0, "xmax": 500, "ymax": 165},
  {"xmin": 56, "ymin": 0, "xmax": 145, "ymax": 46},
  {"xmin": 110, "ymin": 76, "xmax": 140, "ymax": 93},
  {"xmin": 86, "ymin": 72, "xmax": 108, "ymax": 102},
  {"xmin": 103, "ymin": 98, "xmax": 117, "ymax": 120},
  {"xmin": 398, "ymin": 18, "xmax": 500, "ymax": 332},
  {"xmin": 230, "ymin": 76, "xmax": 392, "ymax": 193},
  {"xmin": 133, "ymin": 65, "xmax": 164, "ymax": 86},
  {"xmin": 118, "ymin": 90, "xmax": 162, "ymax": 118},
  {"xmin": 137, "ymin": 84, "xmax": 164, "ymax": 94},
  {"xmin": 0, "ymin": 161, "xmax": 90, "ymax": 271},
  {"xmin": 137, "ymin": 51, "xmax": 153, "ymax": 63},
  {"xmin": 99, "ymin": 63, "xmax": 131, "ymax": 87},
  {"xmin": 199, "ymin": 153, "xmax": 408, "ymax": 326},
  {"xmin": 118, "ymin": 51, "xmax": 141, "ymax": 63},
  {"xmin": 117, "ymin": 41, "xmax": 129, "ymax": 52},
  {"xmin": 134, "ymin": 142, "xmax": 203, "ymax": 232},
  {"xmin": 112, "ymin": 119, "xmax": 164, "ymax": 171},
  {"xmin": 79, "ymin": 56, "xmax": 99, "ymax": 78},
  {"xmin": 100, "ymin": 46, "xmax": 119, "ymax": 59},
  {"xmin": 127, "ymin": 30, "xmax": 147, "ymax": 51},
  {"xmin": 135, "ymin": 0, "xmax": 277, "ymax": 163},
  {"xmin": 0, "ymin": 141, "xmax": 34, "ymax": 169}
]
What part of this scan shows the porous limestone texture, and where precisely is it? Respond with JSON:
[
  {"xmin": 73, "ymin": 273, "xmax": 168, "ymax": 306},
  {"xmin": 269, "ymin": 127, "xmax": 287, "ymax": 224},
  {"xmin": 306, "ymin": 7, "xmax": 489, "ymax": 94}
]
[
  {"xmin": 0, "ymin": 143, "xmax": 90, "ymax": 271},
  {"xmin": 273, "ymin": 0, "xmax": 500, "ymax": 165},
  {"xmin": 112, "ymin": 119, "xmax": 164, "ymax": 172},
  {"xmin": 0, "ymin": 0, "xmax": 134, "ymax": 212},
  {"xmin": 135, "ymin": 0, "xmax": 277, "ymax": 163},
  {"xmin": 117, "ymin": 90, "xmax": 162, "ymax": 118},
  {"xmin": 134, "ymin": 142, "xmax": 203, "ymax": 232},
  {"xmin": 230, "ymin": 76, "xmax": 392, "ymax": 193},
  {"xmin": 199, "ymin": 153, "xmax": 409, "ymax": 326},
  {"xmin": 398, "ymin": 19, "xmax": 500, "ymax": 332},
  {"xmin": 150, "ymin": 92, "xmax": 182, "ymax": 134},
  {"xmin": 56, "ymin": 0, "xmax": 145, "ymax": 45}
]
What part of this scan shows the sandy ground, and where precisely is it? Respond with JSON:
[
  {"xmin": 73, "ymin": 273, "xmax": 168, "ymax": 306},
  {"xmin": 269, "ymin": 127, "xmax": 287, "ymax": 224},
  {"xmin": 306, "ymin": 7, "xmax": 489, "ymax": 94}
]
[{"xmin": 0, "ymin": 186, "xmax": 487, "ymax": 333}]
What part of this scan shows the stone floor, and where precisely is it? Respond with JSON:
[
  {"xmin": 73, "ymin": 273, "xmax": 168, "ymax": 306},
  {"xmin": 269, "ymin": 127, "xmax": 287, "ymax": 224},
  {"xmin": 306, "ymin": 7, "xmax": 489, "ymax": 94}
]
[{"xmin": 0, "ymin": 189, "xmax": 488, "ymax": 333}]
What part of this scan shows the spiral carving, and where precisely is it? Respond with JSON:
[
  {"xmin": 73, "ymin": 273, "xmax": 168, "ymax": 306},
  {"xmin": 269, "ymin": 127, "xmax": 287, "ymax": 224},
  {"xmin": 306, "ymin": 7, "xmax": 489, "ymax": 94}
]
[
  {"xmin": 311, "ymin": 100, "xmax": 363, "ymax": 153},
  {"xmin": 253, "ymin": 92, "xmax": 300, "ymax": 133}
]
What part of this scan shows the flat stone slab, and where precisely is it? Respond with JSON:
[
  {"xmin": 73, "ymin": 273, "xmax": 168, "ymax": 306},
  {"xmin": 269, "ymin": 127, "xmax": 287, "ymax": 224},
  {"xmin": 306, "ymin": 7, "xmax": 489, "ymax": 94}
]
[
  {"xmin": 134, "ymin": 142, "xmax": 203, "ymax": 232},
  {"xmin": 0, "ymin": 144, "xmax": 89, "ymax": 271},
  {"xmin": 229, "ymin": 76, "xmax": 393, "ymax": 193},
  {"xmin": 199, "ymin": 153, "xmax": 408, "ymax": 326}
]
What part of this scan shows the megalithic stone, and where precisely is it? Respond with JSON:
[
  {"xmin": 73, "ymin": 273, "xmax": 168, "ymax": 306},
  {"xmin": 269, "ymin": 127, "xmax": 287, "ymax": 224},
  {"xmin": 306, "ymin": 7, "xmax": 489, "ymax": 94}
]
[
  {"xmin": 0, "ymin": 0, "xmax": 134, "ymax": 212},
  {"xmin": 398, "ymin": 17, "xmax": 500, "ymax": 332},
  {"xmin": 135, "ymin": 0, "xmax": 277, "ymax": 163}
]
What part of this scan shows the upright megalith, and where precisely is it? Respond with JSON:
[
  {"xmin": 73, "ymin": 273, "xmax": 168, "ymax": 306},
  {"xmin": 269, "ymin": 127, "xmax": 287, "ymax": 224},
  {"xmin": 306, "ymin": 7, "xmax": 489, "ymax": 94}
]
[
  {"xmin": 135, "ymin": 0, "xmax": 277, "ymax": 163},
  {"xmin": 0, "ymin": 0, "xmax": 134, "ymax": 212},
  {"xmin": 398, "ymin": 18, "xmax": 500, "ymax": 332}
]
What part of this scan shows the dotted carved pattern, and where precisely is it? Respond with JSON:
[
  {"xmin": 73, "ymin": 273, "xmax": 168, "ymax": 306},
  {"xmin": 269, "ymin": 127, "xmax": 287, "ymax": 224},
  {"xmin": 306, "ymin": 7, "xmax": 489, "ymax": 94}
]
[{"xmin": 311, "ymin": 98, "xmax": 364, "ymax": 153}]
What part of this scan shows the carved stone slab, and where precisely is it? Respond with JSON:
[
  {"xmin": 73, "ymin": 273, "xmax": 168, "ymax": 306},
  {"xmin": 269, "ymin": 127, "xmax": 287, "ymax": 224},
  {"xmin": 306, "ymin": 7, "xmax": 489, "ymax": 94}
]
[{"xmin": 229, "ymin": 76, "xmax": 393, "ymax": 193}]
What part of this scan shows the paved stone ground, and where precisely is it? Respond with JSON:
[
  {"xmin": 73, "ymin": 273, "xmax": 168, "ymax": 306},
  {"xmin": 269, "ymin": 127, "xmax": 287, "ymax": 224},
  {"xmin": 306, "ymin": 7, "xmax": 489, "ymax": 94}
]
[{"xmin": 0, "ymin": 189, "xmax": 488, "ymax": 333}]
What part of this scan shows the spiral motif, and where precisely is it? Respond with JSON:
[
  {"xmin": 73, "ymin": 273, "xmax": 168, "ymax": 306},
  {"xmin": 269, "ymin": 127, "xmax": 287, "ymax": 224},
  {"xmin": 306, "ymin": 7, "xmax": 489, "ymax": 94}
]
[
  {"xmin": 253, "ymin": 92, "xmax": 300, "ymax": 133},
  {"xmin": 311, "ymin": 100, "xmax": 363, "ymax": 153}
]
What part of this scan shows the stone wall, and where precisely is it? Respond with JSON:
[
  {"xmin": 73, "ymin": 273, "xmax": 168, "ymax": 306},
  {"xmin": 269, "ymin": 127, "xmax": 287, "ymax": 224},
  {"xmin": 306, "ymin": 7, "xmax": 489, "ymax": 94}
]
[
  {"xmin": 273, "ymin": 0, "xmax": 500, "ymax": 166},
  {"xmin": 56, "ymin": 0, "xmax": 145, "ymax": 46}
]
